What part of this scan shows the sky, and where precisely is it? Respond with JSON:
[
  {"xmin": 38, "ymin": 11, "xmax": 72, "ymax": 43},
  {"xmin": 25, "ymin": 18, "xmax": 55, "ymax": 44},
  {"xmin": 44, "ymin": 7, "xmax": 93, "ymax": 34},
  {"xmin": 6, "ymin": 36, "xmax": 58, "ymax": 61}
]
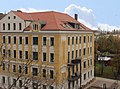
[{"xmin": 0, "ymin": 0, "xmax": 120, "ymax": 31}]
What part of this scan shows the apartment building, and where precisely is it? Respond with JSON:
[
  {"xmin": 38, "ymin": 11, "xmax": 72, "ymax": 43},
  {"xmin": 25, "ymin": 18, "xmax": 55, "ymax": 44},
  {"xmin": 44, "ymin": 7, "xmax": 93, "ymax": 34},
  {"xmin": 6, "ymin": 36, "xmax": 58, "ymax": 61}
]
[{"xmin": 0, "ymin": 10, "xmax": 94, "ymax": 89}]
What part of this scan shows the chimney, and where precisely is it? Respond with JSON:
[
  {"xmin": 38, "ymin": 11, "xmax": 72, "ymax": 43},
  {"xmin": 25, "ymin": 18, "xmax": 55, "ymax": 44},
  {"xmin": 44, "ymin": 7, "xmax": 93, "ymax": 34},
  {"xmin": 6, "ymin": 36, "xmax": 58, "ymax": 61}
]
[{"xmin": 75, "ymin": 14, "xmax": 78, "ymax": 20}]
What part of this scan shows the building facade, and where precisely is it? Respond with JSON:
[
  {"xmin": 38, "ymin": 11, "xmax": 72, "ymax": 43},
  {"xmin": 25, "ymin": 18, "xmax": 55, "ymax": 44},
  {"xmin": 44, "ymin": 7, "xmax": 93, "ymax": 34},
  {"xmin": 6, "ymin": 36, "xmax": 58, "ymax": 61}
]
[{"xmin": 0, "ymin": 10, "xmax": 94, "ymax": 89}]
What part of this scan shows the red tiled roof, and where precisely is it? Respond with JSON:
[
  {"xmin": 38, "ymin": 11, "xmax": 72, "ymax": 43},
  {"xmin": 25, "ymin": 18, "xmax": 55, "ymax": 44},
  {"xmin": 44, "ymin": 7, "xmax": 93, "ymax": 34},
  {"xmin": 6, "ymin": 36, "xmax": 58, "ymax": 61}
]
[{"xmin": 13, "ymin": 11, "xmax": 92, "ymax": 31}]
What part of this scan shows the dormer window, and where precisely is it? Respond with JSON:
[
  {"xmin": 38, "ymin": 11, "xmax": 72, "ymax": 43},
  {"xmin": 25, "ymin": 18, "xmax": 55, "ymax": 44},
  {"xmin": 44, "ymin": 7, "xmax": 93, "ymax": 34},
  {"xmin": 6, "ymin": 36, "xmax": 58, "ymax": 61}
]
[{"xmin": 33, "ymin": 24, "xmax": 38, "ymax": 30}]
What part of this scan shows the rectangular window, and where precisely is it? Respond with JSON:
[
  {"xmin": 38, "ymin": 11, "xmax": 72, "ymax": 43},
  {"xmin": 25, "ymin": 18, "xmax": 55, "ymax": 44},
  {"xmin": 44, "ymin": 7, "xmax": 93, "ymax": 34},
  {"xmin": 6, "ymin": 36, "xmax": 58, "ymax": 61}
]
[
  {"xmin": 3, "ymin": 36, "xmax": 5, "ymax": 43},
  {"xmin": 83, "ymin": 48, "xmax": 86, "ymax": 55},
  {"xmin": 2, "ymin": 76, "xmax": 5, "ymax": 84},
  {"xmin": 13, "ymin": 23, "xmax": 16, "ymax": 30},
  {"xmin": 19, "ymin": 37, "xmax": 22, "ymax": 44},
  {"xmin": 90, "ymin": 47, "xmax": 92, "ymax": 54},
  {"xmin": 50, "ymin": 37, "xmax": 54, "ymax": 46},
  {"xmin": 50, "ymin": 53, "xmax": 54, "ymax": 62},
  {"xmin": 19, "ymin": 80, "xmax": 22, "ymax": 88},
  {"xmin": 68, "ymin": 37, "xmax": 70, "ymax": 45},
  {"xmin": 2, "ymin": 63, "xmax": 5, "ymax": 70},
  {"xmin": 84, "ymin": 73, "xmax": 86, "ymax": 80},
  {"xmin": 90, "ymin": 59, "xmax": 92, "ymax": 65},
  {"xmin": 25, "ymin": 66, "xmax": 28, "ymax": 74},
  {"xmin": 33, "ymin": 52, "xmax": 38, "ymax": 60},
  {"xmin": 19, "ymin": 51, "xmax": 22, "ymax": 59},
  {"xmin": 68, "ymin": 52, "xmax": 70, "ymax": 63},
  {"xmin": 8, "ymin": 23, "xmax": 10, "ymax": 30},
  {"xmin": 13, "ymin": 36, "xmax": 16, "ymax": 44},
  {"xmin": 43, "ymin": 37, "xmax": 46, "ymax": 46},
  {"xmin": 88, "ymin": 60, "xmax": 90, "ymax": 66},
  {"xmin": 79, "ymin": 36, "xmax": 81, "ymax": 44},
  {"xmin": 90, "ymin": 36, "xmax": 92, "ymax": 42},
  {"xmin": 72, "ymin": 37, "xmax": 74, "ymax": 45},
  {"xmin": 33, "ymin": 37, "xmax": 38, "ymax": 45},
  {"xmin": 13, "ymin": 65, "xmax": 16, "ymax": 72},
  {"xmin": 8, "ymin": 50, "xmax": 11, "ymax": 57},
  {"xmin": 84, "ymin": 36, "xmax": 86, "ymax": 43},
  {"xmin": 25, "ymin": 37, "xmax": 28, "ymax": 44},
  {"xmin": 50, "ymin": 70, "xmax": 54, "ymax": 79},
  {"xmin": 76, "ymin": 50, "xmax": 78, "ymax": 58},
  {"xmin": 72, "ymin": 51, "xmax": 74, "ymax": 59},
  {"xmin": 88, "ymin": 36, "xmax": 89, "ymax": 42},
  {"xmin": 43, "ymin": 69, "xmax": 46, "ymax": 78},
  {"xmin": 32, "ymin": 68, "xmax": 38, "ymax": 76},
  {"xmin": 43, "ymin": 52, "xmax": 46, "ymax": 61},
  {"xmin": 79, "ymin": 49, "xmax": 81, "ymax": 57},
  {"xmin": 13, "ymin": 79, "xmax": 16, "ymax": 86},
  {"xmin": 19, "ymin": 65, "xmax": 22, "ymax": 73},
  {"xmin": 84, "ymin": 61, "xmax": 86, "ymax": 68},
  {"xmin": 13, "ymin": 50, "xmax": 16, "ymax": 58},
  {"xmin": 8, "ymin": 36, "xmax": 11, "ymax": 44},
  {"xmin": 91, "ymin": 70, "xmax": 92, "ymax": 76},
  {"xmin": 76, "ymin": 37, "xmax": 78, "ymax": 44},
  {"xmin": 25, "ymin": 51, "xmax": 28, "ymax": 59},
  {"xmin": 3, "ymin": 49, "xmax": 5, "ymax": 57},
  {"xmin": 19, "ymin": 23, "xmax": 22, "ymax": 30},
  {"xmin": 88, "ymin": 72, "xmax": 90, "ymax": 78},
  {"xmin": 3, "ymin": 23, "xmax": 5, "ymax": 30}
]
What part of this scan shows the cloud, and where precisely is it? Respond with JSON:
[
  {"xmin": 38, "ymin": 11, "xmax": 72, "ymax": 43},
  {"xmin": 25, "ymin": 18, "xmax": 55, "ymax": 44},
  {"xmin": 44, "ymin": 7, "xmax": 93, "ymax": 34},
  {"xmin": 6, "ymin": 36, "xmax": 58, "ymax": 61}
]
[
  {"xmin": 98, "ymin": 23, "xmax": 120, "ymax": 31},
  {"xmin": 64, "ymin": 4, "xmax": 97, "ymax": 29},
  {"xmin": 16, "ymin": 8, "xmax": 51, "ymax": 12}
]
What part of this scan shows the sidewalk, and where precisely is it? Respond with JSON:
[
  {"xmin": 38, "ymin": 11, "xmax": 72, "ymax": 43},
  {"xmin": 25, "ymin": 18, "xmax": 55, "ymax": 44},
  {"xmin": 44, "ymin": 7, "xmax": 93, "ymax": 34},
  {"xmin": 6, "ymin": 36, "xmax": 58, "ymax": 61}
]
[{"xmin": 85, "ymin": 77, "xmax": 120, "ymax": 89}]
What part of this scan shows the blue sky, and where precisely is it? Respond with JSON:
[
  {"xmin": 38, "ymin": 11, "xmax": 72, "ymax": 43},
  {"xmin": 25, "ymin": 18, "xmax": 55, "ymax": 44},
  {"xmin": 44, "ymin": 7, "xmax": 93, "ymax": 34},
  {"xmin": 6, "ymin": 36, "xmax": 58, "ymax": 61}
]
[{"xmin": 0, "ymin": 0, "xmax": 120, "ymax": 31}]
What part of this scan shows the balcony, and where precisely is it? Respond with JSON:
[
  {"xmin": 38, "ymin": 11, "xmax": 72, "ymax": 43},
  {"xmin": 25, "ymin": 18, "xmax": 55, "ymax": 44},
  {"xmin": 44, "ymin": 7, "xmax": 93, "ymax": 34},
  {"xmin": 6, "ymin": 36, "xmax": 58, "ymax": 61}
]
[
  {"xmin": 68, "ymin": 72, "xmax": 80, "ymax": 82},
  {"xmin": 71, "ymin": 58, "xmax": 81, "ymax": 64}
]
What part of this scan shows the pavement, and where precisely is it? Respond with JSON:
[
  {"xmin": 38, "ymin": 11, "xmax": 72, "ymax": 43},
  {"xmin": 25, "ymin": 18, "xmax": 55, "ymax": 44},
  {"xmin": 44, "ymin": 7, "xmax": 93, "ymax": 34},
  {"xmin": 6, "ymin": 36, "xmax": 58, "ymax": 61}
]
[{"xmin": 85, "ymin": 77, "xmax": 120, "ymax": 89}]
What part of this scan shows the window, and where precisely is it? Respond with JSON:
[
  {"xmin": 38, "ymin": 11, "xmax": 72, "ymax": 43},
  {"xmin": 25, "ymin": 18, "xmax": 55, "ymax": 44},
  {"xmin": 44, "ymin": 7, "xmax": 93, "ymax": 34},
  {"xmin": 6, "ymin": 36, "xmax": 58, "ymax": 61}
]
[
  {"xmin": 33, "ymin": 24, "xmax": 38, "ymax": 30},
  {"xmin": 90, "ymin": 59, "xmax": 92, "ymax": 65},
  {"xmin": 43, "ymin": 69, "xmax": 46, "ymax": 78},
  {"xmin": 68, "ymin": 52, "xmax": 70, "ymax": 63},
  {"xmin": 90, "ymin": 36, "xmax": 92, "ymax": 42},
  {"xmin": 8, "ymin": 16, "xmax": 10, "ymax": 19},
  {"xmin": 19, "ymin": 23, "xmax": 22, "ymax": 30},
  {"xmin": 32, "ymin": 68, "xmax": 38, "ymax": 76},
  {"xmin": 33, "ymin": 37, "xmax": 38, "ymax": 45},
  {"xmin": 50, "ymin": 53, "xmax": 54, "ymax": 62},
  {"xmin": 19, "ymin": 37, "xmax": 22, "ymax": 44},
  {"xmin": 72, "ymin": 37, "xmax": 74, "ymax": 44},
  {"xmin": 19, "ymin": 51, "xmax": 22, "ymax": 59},
  {"xmin": 83, "ymin": 48, "xmax": 86, "ymax": 55},
  {"xmin": 25, "ymin": 66, "xmax": 28, "ymax": 74},
  {"xmin": 72, "ymin": 51, "xmax": 74, "ymax": 59},
  {"xmin": 13, "ymin": 50, "xmax": 16, "ymax": 58},
  {"xmin": 76, "ymin": 50, "xmax": 78, "ymax": 58},
  {"xmin": 3, "ymin": 36, "xmax": 5, "ymax": 43},
  {"xmin": 90, "ymin": 47, "xmax": 92, "ymax": 54},
  {"xmin": 13, "ymin": 65, "xmax": 16, "ymax": 72},
  {"xmin": 3, "ymin": 23, "xmax": 5, "ymax": 30},
  {"xmin": 84, "ymin": 73, "xmax": 86, "ymax": 80},
  {"xmin": 19, "ymin": 65, "xmax": 22, "ymax": 73},
  {"xmin": 6, "ymin": 49, "xmax": 10, "ymax": 58},
  {"xmin": 79, "ymin": 49, "xmax": 81, "ymax": 57},
  {"xmin": 43, "ymin": 37, "xmax": 46, "ymax": 46},
  {"xmin": 25, "ymin": 51, "xmax": 28, "ymax": 59},
  {"xmin": 91, "ymin": 70, "xmax": 92, "ymax": 76},
  {"xmin": 49, "ymin": 86, "xmax": 54, "ymax": 89},
  {"xmin": 88, "ymin": 36, "xmax": 89, "ymax": 42},
  {"xmin": 8, "ymin": 23, "xmax": 10, "ymax": 30},
  {"xmin": 13, "ymin": 79, "xmax": 16, "ymax": 86},
  {"xmin": 84, "ymin": 61, "xmax": 86, "ymax": 68},
  {"xmin": 2, "ymin": 63, "xmax": 5, "ymax": 70},
  {"xmin": 88, "ymin": 72, "xmax": 90, "ymax": 78},
  {"xmin": 8, "ymin": 36, "xmax": 11, "ymax": 44},
  {"xmin": 84, "ymin": 36, "xmax": 86, "ymax": 43},
  {"xmin": 2, "ymin": 76, "xmax": 5, "ymax": 84},
  {"xmin": 33, "ymin": 52, "xmax": 38, "ymax": 60},
  {"xmin": 14, "ymin": 16, "xmax": 16, "ymax": 19},
  {"xmin": 50, "ymin": 69, "xmax": 54, "ymax": 79},
  {"xmin": 25, "ymin": 37, "xmax": 28, "ymax": 44},
  {"xmin": 68, "ymin": 37, "xmax": 70, "ymax": 45},
  {"xmin": 3, "ymin": 49, "xmax": 5, "ymax": 57},
  {"xmin": 13, "ymin": 23, "xmax": 16, "ymax": 30},
  {"xmin": 43, "ymin": 85, "xmax": 46, "ymax": 89},
  {"xmin": 19, "ymin": 80, "xmax": 22, "ymax": 88},
  {"xmin": 13, "ymin": 36, "xmax": 16, "ymax": 44},
  {"xmin": 43, "ymin": 52, "xmax": 46, "ymax": 61},
  {"xmin": 88, "ymin": 60, "xmax": 90, "ymax": 66},
  {"xmin": 79, "ymin": 36, "xmax": 81, "ymax": 43},
  {"xmin": 76, "ymin": 37, "xmax": 78, "ymax": 44},
  {"xmin": 50, "ymin": 37, "xmax": 54, "ymax": 46}
]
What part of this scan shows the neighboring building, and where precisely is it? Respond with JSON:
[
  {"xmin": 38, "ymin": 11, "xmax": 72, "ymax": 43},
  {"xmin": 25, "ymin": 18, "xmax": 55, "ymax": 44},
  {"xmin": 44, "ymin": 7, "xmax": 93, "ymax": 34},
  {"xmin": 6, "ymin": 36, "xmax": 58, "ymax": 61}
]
[{"xmin": 0, "ymin": 10, "xmax": 94, "ymax": 89}]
